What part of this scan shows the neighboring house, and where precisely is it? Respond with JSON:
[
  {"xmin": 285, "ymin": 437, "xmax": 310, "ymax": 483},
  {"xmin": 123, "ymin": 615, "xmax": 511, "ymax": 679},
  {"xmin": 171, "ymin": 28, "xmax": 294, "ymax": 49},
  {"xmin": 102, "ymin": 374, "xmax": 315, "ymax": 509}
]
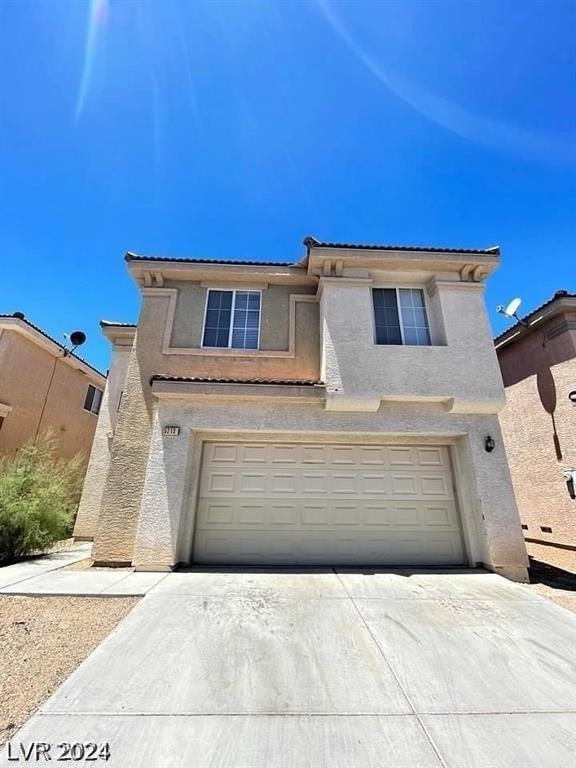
[
  {"xmin": 0, "ymin": 313, "xmax": 106, "ymax": 461},
  {"xmin": 496, "ymin": 290, "xmax": 576, "ymax": 571},
  {"xmin": 74, "ymin": 237, "xmax": 529, "ymax": 581}
]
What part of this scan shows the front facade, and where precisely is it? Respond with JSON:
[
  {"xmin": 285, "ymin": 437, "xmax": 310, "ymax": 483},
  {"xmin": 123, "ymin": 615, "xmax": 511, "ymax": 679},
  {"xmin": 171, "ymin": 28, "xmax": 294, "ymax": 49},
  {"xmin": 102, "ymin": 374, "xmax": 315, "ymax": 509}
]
[
  {"xmin": 75, "ymin": 237, "xmax": 529, "ymax": 581},
  {"xmin": 496, "ymin": 291, "xmax": 576, "ymax": 570},
  {"xmin": 0, "ymin": 313, "xmax": 106, "ymax": 461}
]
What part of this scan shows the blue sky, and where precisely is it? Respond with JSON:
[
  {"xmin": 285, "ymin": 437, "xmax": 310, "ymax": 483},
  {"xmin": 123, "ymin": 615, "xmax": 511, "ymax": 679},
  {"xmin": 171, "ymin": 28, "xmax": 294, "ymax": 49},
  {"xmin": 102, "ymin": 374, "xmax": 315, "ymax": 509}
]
[{"xmin": 1, "ymin": 0, "xmax": 574, "ymax": 373}]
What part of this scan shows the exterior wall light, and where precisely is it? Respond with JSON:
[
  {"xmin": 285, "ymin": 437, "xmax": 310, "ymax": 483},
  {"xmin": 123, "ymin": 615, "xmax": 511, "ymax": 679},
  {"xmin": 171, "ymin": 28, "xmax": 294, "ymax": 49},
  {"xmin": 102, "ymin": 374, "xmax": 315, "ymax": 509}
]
[{"xmin": 485, "ymin": 436, "xmax": 495, "ymax": 453}]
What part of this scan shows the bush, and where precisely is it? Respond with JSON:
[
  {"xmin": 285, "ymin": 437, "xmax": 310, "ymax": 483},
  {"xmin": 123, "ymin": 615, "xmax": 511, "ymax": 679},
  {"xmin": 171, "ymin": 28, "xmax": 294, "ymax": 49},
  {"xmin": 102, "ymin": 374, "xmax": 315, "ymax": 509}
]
[{"xmin": 0, "ymin": 434, "xmax": 84, "ymax": 566}]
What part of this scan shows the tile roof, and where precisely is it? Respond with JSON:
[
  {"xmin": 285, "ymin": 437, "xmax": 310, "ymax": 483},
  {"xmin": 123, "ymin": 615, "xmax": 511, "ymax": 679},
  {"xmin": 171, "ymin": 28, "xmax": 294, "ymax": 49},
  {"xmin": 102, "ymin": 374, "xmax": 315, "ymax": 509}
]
[
  {"xmin": 125, "ymin": 252, "xmax": 297, "ymax": 267},
  {"xmin": 494, "ymin": 290, "xmax": 576, "ymax": 344},
  {"xmin": 0, "ymin": 313, "xmax": 106, "ymax": 379},
  {"xmin": 100, "ymin": 320, "xmax": 137, "ymax": 328},
  {"xmin": 303, "ymin": 236, "xmax": 500, "ymax": 256},
  {"xmin": 151, "ymin": 375, "xmax": 322, "ymax": 387}
]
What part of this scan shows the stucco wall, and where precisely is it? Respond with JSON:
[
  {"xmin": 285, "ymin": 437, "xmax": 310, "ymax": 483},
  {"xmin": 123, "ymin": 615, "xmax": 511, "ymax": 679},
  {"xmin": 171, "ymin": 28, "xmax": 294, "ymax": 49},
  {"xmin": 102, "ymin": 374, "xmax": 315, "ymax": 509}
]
[
  {"xmin": 498, "ymin": 318, "xmax": 576, "ymax": 553},
  {"xmin": 74, "ymin": 342, "xmax": 132, "ymax": 540},
  {"xmin": 131, "ymin": 399, "xmax": 528, "ymax": 580},
  {"xmin": 0, "ymin": 329, "xmax": 102, "ymax": 461},
  {"xmin": 319, "ymin": 278, "xmax": 505, "ymax": 412},
  {"xmin": 169, "ymin": 282, "xmax": 317, "ymax": 352},
  {"xmin": 138, "ymin": 285, "xmax": 321, "ymax": 381},
  {"xmin": 92, "ymin": 329, "xmax": 154, "ymax": 565}
]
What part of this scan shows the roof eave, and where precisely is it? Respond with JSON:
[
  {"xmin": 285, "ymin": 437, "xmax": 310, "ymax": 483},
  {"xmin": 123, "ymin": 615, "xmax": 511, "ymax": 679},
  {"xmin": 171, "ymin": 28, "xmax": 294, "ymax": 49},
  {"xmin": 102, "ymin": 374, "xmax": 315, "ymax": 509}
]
[
  {"xmin": 126, "ymin": 257, "xmax": 315, "ymax": 287},
  {"xmin": 303, "ymin": 236, "xmax": 499, "ymax": 257},
  {"xmin": 100, "ymin": 320, "xmax": 136, "ymax": 346},
  {"xmin": 151, "ymin": 378, "xmax": 325, "ymax": 402},
  {"xmin": 495, "ymin": 295, "xmax": 576, "ymax": 350},
  {"xmin": 0, "ymin": 316, "xmax": 106, "ymax": 382}
]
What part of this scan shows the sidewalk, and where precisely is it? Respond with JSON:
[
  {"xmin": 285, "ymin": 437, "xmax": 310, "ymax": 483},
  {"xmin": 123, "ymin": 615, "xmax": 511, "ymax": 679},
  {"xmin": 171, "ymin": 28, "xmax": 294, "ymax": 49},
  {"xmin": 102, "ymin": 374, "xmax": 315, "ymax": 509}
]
[
  {"xmin": 0, "ymin": 546, "xmax": 168, "ymax": 596},
  {"xmin": 0, "ymin": 544, "xmax": 92, "ymax": 590}
]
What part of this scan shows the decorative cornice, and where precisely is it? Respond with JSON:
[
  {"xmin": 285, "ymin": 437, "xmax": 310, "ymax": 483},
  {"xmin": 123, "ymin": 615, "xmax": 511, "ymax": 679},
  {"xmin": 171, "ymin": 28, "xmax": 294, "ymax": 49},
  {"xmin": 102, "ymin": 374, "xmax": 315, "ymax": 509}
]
[{"xmin": 426, "ymin": 278, "xmax": 485, "ymax": 297}]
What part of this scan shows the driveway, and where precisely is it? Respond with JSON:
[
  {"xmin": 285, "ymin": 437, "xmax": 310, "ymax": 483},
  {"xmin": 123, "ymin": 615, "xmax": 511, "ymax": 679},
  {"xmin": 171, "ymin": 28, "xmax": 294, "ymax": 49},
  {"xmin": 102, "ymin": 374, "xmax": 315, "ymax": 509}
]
[{"xmin": 1, "ymin": 568, "xmax": 575, "ymax": 767}]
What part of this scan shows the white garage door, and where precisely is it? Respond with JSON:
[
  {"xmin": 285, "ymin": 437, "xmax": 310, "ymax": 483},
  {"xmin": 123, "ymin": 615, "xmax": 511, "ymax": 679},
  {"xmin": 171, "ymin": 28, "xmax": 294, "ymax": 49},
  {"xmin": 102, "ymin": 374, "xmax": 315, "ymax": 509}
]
[{"xmin": 192, "ymin": 441, "xmax": 465, "ymax": 566}]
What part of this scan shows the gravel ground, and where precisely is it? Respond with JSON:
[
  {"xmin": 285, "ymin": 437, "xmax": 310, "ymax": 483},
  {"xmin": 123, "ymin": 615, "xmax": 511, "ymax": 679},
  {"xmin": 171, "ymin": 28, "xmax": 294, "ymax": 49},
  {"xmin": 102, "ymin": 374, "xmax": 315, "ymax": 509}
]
[
  {"xmin": 525, "ymin": 540, "xmax": 576, "ymax": 572},
  {"xmin": 0, "ymin": 596, "xmax": 138, "ymax": 746},
  {"xmin": 526, "ymin": 557, "xmax": 576, "ymax": 614}
]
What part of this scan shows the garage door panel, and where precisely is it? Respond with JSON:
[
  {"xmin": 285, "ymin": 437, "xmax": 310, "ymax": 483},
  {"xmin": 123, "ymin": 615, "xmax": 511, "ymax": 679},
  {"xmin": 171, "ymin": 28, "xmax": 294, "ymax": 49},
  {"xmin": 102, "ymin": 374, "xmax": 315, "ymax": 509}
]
[
  {"xmin": 193, "ymin": 441, "xmax": 465, "ymax": 566},
  {"xmin": 197, "ymin": 499, "xmax": 461, "ymax": 531},
  {"xmin": 424, "ymin": 504, "xmax": 455, "ymax": 526},
  {"xmin": 194, "ymin": 531, "xmax": 464, "ymax": 566},
  {"xmin": 420, "ymin": 475, "xmax": 451, "ymax": 495},
  {"xmin": 205, "ymin": 443, "xmax": 452, "ymax": 469},
  {"xmin": 416, "ymin": 447, "xmax": 446, "ymax": 465},
  {"xmin": 363, "ymin": 504, "xmax": 394, "ymax": 526},
  {"xmin": 201, "ymin": 470, "xmax": 454, "ymax": 500},
  {"xmin": 206, "ymin": 473, "xmax": 235, "ymax": 493}
]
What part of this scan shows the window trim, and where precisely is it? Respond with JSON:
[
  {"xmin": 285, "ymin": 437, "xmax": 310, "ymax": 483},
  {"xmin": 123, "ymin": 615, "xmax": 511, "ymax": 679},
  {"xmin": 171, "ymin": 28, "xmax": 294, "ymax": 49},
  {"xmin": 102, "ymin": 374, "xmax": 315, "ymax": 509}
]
[
  {"xmin": 84, "ymin": 384, "xmax": 103, "ymax": 415},
  {"xmin": 201, "ymin": 288, "xmax": 262, "ymax": 351},
  {"xmin": 371, "ymin": 285, "xmax": 432, "ymax": 347}
]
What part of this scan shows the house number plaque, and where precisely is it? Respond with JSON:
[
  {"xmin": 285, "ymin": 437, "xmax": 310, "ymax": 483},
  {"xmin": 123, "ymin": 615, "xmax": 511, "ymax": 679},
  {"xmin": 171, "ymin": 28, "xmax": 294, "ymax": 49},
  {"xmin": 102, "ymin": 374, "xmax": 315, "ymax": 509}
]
[{"xmin": 163, "ymin": 426, "xmax": 181, "ymax": 436}]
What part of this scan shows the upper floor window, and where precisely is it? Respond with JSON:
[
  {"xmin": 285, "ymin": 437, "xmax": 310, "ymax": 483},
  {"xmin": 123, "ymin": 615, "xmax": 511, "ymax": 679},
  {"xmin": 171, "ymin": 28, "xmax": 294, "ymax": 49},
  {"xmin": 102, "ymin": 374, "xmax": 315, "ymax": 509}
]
[
  {"xmin": 84, "ymin": 384, "xmax": 103, "ymax": 415},
  {"xmin": 372, "ymin": 288, "xmax": 431, "ymax": 346},
  {"xmin": 202, "ymin": 290, "xmax": 261, "ymax": 350}
]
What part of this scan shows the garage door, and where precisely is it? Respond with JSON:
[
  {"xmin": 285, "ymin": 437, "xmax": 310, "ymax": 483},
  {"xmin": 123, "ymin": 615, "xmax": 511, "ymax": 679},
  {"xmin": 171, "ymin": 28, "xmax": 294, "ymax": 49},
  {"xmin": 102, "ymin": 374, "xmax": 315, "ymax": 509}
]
[{"xmin": 192, "ymin": 441, "xmax": 465, "ymax": 566}]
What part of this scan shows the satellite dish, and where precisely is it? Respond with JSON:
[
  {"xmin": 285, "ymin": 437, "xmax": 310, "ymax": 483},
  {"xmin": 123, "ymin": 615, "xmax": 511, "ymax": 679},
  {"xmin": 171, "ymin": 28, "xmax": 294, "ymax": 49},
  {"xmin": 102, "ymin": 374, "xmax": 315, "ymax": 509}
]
[
  {"xmin": 504, "ymin": 297, "xmax": 521, "ymax": 317},
  {"xmin": 496, "ymin": 297, "xmax": 528, "ymax": 326},
  {"xmin": 69, "ymin": 330, "xmax": 86, "ymax": 348}
]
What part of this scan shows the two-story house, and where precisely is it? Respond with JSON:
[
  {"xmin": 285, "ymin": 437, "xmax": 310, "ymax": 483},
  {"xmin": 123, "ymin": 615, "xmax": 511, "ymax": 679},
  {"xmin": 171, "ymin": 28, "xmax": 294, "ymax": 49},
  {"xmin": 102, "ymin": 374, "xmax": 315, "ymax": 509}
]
[
  {"xmin": 0, "ymin": 312, "xmax": 106, "ymax": 461},
  {"xmin": 75, "ymin": 237, "xmax": 529, "ymax": 581}
]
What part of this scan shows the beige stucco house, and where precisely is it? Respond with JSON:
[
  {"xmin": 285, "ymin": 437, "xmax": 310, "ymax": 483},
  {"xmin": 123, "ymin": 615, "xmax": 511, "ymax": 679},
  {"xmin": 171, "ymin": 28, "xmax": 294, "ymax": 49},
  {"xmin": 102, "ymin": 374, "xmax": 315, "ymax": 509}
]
[
  {"xmin": 0, "ymin": 313, "xmax": 106, "ymax": 461},
  {"xmin": 75, "ymin": 237, "xmax": 529, "ymax": 581},
  {"xmin": 496, "ymin": 291, "xmax": 576, "ymax": 571}
]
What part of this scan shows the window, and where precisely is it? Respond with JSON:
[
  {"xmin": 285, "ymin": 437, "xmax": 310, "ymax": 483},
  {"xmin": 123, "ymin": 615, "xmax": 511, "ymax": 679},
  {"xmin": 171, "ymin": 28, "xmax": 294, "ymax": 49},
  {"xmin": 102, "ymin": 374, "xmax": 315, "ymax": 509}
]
[
  {"xmin": 202, "ymin": 290, "xmax": 261, "ymax": 350},
  {"xmin": 84, "ymin": 384, "xmax": 103, "ymax": 415},
  {"xmin": 372, "ymin": 288, "xmax": 431, "ymax": 346}
]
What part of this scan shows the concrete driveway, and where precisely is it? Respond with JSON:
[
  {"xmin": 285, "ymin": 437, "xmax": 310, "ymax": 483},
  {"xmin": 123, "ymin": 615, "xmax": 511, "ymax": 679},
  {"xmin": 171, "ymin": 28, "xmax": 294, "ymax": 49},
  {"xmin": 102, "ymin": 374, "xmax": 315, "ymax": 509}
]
[{"xmin": 2, "ymin": 568, "xmax": 575, "ymax": 767}]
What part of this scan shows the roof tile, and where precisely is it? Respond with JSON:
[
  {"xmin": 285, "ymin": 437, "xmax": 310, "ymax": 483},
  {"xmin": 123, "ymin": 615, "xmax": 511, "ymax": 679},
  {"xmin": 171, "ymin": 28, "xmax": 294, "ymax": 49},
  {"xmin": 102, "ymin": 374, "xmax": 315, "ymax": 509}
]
[
  {"xmin": 151, "ymin": 375, "xmax": 322, "ymax": 387},
  {"xmin": 125, "ymin": 252, "xmax": 296, "ymax": 267},
  {"xmin": 303, "ymin": 236, "xmax": 499, "ymax": 256}
]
